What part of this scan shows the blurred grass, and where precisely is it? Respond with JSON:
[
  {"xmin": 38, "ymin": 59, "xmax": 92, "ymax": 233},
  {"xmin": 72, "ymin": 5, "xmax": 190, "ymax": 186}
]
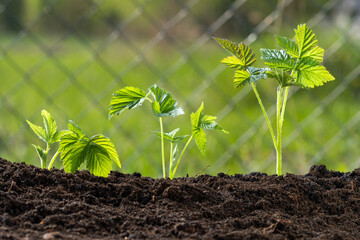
[{"xmin": 0, "ymin": 22, "xmax": 360, "ymax": 177}]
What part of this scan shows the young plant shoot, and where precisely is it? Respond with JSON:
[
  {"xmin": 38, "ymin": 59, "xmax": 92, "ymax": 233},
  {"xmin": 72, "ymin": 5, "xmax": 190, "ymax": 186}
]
[
  {"xmin": 27, "ymin": 110, "xmax": 66, "ymax": 169},
  {"xmin": 215, "ymin": 23, "xmax": 334, "ymax": 175},
  {"xmin": 59, "ymin": 121, "xmax": 121, "ymax": 177},
  {"xmin": 109, "ymin": 86, "xmax": 227, "ymax": 179},
  {"xmin": 28, "ymin": 110, "xmax": 120, "ymax": 177},
  {"xmin": 168, "ymin": 102, "xmax": 228, "ymax": 179},
  {"xmin": 109, "ymin": 85, "xmax": 184, "ymax": 178}
]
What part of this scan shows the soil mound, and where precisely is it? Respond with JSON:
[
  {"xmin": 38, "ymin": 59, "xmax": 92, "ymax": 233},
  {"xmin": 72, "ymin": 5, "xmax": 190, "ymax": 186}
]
[{"xmin": 0, "ymin": 158, "xmax": 359, "ymax": 239}]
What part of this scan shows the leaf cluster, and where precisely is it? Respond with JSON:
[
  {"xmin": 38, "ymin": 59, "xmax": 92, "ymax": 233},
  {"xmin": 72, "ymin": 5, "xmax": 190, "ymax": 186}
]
[
  {"xmin": 28, "ymin": 110, "xmax": 120, "ymax": 177},
  {"xmin": 110, "ymin": 85, "xmax": 228, "ymax": 178},
  {"xmin": 215, "ymin": 24, "xmax": 334, "ymax": 89},
  {"xmin": 109, "ymin": 84, "xmax": 184, "ymax": 119}
]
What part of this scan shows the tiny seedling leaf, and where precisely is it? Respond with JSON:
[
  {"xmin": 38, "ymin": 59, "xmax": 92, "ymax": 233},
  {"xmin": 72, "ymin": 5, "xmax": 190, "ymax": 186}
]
[
  {"xmin": 194, "ymin": 128, "xmax": 207, "ymax": 157},
  {"xmin": 149, "ymin": 85, "xmax": 184, "ymax": 117},
  {"xmin": 27, "ymin": 120, "xmax": 47, "ymax": 142},
  {"xmin": 32, "ymin": 144, "xmax": 46, "ymax": 164},
  {"xmin": 190, "ymin": 102, "xmax": 228, "ymax": 156},
  {"xmin": 109, "ymin": 86, "xmax": 147, "ymax": 118},
  {"xmin": 200, "ymin": 115, "xmax": 229, "ymax": 134},
  {"xmin": 41, "ymin": 110, "xmax": 58, "ymax": 144},
  {"xmin": 154, "ymin": 128, "xmax": 189, "ymax": 143}
]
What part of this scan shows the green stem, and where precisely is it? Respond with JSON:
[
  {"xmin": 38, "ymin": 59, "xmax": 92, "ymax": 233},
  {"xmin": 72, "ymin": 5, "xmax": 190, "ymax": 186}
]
[
  {"xmin": 48, "ymin": 150, "xmax": 60, "ymax": 170},
  {"xmin": 42, "ymin": 143, "xmax": 50, "ymax": 169},
  {"xmin": 170, "ymin": 135, "xmax": 193, "ymax": 180},
  {"xmin": 276, "ymin": 87, "xmax": 283, "ymax": 175},
  {"xmin": 169, "ymin": 142, "xmax": 174, "ymax": 176},
  {"xmin": 251, "ymin": 83, "xmax": 277, "ymax": 149},
  {"xmin": 275, "ymin": 86, "xmax": 289, "ymax": 175},
  {"xmin": 159, "ymin": 117, "xmax": 166, "ymax": 178}
]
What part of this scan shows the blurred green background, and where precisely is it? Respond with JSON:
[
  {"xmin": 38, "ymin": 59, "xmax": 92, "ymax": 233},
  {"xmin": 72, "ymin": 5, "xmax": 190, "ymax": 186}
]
[{"xmin": 0, "ymin": 0, "xmax": 360, "ymax": 177}]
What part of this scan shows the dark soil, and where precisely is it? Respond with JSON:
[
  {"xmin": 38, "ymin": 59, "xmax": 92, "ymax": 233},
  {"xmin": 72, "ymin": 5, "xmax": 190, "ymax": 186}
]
[{"xmin": 0, "ymin": 158, "xmax": 359, "ymax": 239}]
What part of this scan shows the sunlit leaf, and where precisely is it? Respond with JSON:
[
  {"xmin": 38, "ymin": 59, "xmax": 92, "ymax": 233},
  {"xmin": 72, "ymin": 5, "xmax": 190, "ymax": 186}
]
[
  {"xmin": 194, "ymin": 128, "xmax": 207, "ymax": 157},
  {"xmin": 32, "ymin": 144, "xmax": 46, "ymax": 167},
  {"xmin": 41, "ymin": 110, "xmax": 58, "ymax": 144},
  {"xmin": 215, "ymin": 38, "xmax": 256, "ymax": 69},
  {"xmin": 234, "ymin": 67, "xmax": 268, "ymax": 88},
  {"xmin": 149, "ymin": 85, "xmax": 184, "ymax": 117},
  {"xmin": 301, "ymin": 45, "xmax": 324, "ymax": 62},
  {"xmin": 155, "ymin": 128, "xmax": 189, "ymax": 143},
  {"xmin": 213, "ymin": 37, "xmax": 243, "ymax": 58},
  {"xmin": 276, "ymin": 35, "xmax": 299, "ymax": 58},
  {"xmin": 294, "ymin": 24, "xmax": 318, "ymax": 58},
  {"xmin": 261, "ymin": 49, "xmax": 295, "ymax": 70},
  {"xmin": 293, "ymin": 64, "xmax": 335, "ymax": 88},
  {"xmin": 27, "ymin": 120, "xmax": 47, "ymax": 142},
  {"xmin": 190, "ymin": 102, "xmax": 227, "ymax": 156},
  {"xmin": 238, "ymin": 42, "xmax": 256, "ymax": 67},
  {"xmin": 220, "ymin": 56, "xmax": 242, "ymax": 69},
  {"xmin": 109, "ymin": 86, "xmax": 147, "ymax": 118},
  {"xmin": 59, "ymin": 121, "xmax": 121, "ymax": 177}
]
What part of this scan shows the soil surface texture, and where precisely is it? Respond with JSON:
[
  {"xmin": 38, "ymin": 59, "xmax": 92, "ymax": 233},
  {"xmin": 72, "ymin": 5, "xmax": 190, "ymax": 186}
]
[{"xmin": 0, "ymin": 158, "xmax": 359, "ymax": 239}]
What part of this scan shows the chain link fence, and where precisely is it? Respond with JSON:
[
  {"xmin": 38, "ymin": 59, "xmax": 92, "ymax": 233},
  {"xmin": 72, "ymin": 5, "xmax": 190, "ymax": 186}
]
[{"xmin": 0, "ymin": 0, "xmax": 359, "ymax": 177}]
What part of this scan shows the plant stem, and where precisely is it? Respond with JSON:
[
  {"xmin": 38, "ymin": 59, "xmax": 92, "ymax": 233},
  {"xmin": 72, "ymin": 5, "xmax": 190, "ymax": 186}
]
[
  {"xmin": 275, "ymin": 86, "xmax": 289, "ymax": 175},
  {"xmin": 48, "ymin": 150, "xmax": 60, "ymax": 170},
  {"xmin": 42, "ymin": 143, "xmax": 50, "ymax": 169},
  {"xmin": 169, "ymin": 142, "xmax": 174, "ymax": 176},
  {"xmin": 276, "ymin": 87, "xmax": 283, "ymax": 175},
  {"xmin": 170, "ymin": 135, "xmax": 193, "ymax": 180},
  {"xmin": 159, "ymin": 117, "xmax": 166, "ymax": 178},
  {"xmin": 251, "ymin": 83, "xmax": 277, "ymax": 148}
]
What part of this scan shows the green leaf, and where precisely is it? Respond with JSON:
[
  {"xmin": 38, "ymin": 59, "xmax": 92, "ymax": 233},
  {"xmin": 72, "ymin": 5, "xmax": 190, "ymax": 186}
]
[
  {"xmin": 215, "ymin": 38, "xmax": 256, "ymax": 69},
  {"xmin": 27, "ymin": 120, "xmax": 47, "ymax": 142},
  {"xmin": 220, "ymin": 56, "xmax": 242, "ymax": 69},
  {"xmin": 154, "ymin": 128, "xmax": 189, "ymax": 143},
  {"xmin": 59, "ymin": 121, "xmax": 121, "ymax": 177},
  {"xmin": 53, "ymin": 130, "xmax": 70, "ymax": 142},
  {"xmin": 234, "ymin": 70, "xmax": 251, "ymax": 88},
  {"xmin": 261, "ymin": 49, "xmax": 295, "ymax": 70},
  {"xmin": 89, "ymin": 134, "xmax": 121, "ymax": 169},
  {"xmin": 238, "ymin": 42, "xmax": 256, "ymax": 67},
  {"xmin": 301, "ymin": 45, "xmax": 324, "ymax": 62},
  {"xmin": 234, "ymin": 67, "xmax": 268, "ymax": 88},
  {"xmin": 149, "ymin": 85, "xmax": 184, "ymax": 117},
  {"xmin": 294, "ymin": 24, "xmax": 318, "ymax": 58},
  {"xmin": 293, "ymin": 64, "xmax": 335, "ymax": 88},
  {"xmin": 190, "ymin": 102, "xmax": 228, "ymax": 156},
  {"xmin": 59, "ymin": 131, "xmax": 88, "ymax": 173},
  {"xmin": 200, "ymin": 115, "xmax": 229, "ymax": 134},
  {"xmin": 275, "ymin": 35, "xmax": 299, "ymax": 58},
  {"xmin": 194, "ymin": 128, "xmax": 207, "ymax": 157},
  {"xmin": 171, "ymin": 144, "xmax": 178, "ymax": 165},
  {"xmin": 68, "ymin": 120, "xmax": 87, "ymax": 138},
  {"xmin": 213, "ymin": 37, "xmax": 243, "ymax": 58},
  {"xmin": 41, "ymin": 110, "xmax": 58, "ymax": 144},
  {"xmin": 86, "ymin": 134, "xmax": 121, "ymax": 177},
  {"xmin": 32, "ymin": 144, "xmax": 47, "ymax": 166},
  {"xmin": 109, "ymin": 86, "xmax": 147, "ymax": 118}
]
